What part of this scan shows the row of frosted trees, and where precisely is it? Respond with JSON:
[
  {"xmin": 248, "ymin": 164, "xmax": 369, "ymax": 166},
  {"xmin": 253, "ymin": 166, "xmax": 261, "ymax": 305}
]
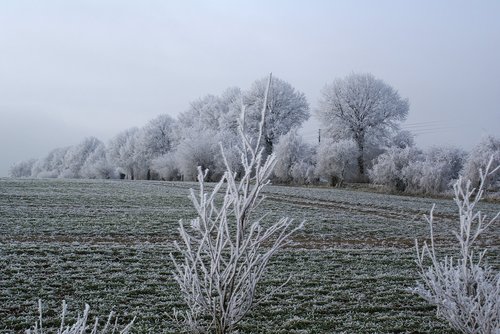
[{"xmin": 10, "ymin": 73, "xmax": 500, "ymax": 194}]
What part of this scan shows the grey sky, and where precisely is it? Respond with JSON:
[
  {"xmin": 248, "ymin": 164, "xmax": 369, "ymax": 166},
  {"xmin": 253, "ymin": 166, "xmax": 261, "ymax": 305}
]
[{"xmin": 1, "ymin": 0, "xmax": 499, "ymax": 176}]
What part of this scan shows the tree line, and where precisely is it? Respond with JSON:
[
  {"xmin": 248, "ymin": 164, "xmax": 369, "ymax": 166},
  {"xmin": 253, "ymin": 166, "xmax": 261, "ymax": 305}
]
[{"xmin": 10, "ymin": 73, "xmax": 500, "ymax": 195}]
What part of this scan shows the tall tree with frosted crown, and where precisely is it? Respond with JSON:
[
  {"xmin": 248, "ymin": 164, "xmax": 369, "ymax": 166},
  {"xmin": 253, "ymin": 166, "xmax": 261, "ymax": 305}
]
[
  {"xmin": 244, "ymin": 75, "xmax": 309, "ymax": 156},
  {"xmin": 317, "ymin": 73, "xmax": 409, "ymax": 178}
]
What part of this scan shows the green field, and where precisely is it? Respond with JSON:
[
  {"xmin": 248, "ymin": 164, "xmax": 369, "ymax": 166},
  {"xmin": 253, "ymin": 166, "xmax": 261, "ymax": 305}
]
[{"xmin": 1, "ymin": 178, "xmax": 499, "ymax": 333}]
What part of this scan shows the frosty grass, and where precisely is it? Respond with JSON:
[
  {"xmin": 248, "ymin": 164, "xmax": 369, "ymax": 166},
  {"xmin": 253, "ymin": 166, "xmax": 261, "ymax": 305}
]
[{"xmin": 1, "ymin": 178, "xmax": 498, "ymax": 333}]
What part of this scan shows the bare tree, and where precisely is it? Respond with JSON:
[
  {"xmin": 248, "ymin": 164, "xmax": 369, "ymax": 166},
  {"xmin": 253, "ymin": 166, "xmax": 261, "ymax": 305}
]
[
  {"xmin": 412, "ymin": 158, "xmax": 500, "ymax": 333},
  {"xmin": 317, "ymin": 73, "xmax": 409, "ymax": 178},
  {"xmin": 171, "ymin": 74, "xmax": 303, "ymax": 334}
]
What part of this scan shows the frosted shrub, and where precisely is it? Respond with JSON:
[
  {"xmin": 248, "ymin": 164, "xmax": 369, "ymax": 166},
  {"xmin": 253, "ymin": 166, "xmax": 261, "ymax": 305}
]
[
  {"xmin": 272, "ymin": 128, "xmax": 314, "ymax": 184},
  {"xmin": 174, "ymin": 130, "xmax": 221, "ymax": 181},
  {"xmin": 368, "ymin": 146, "xmax": 421, "ymax": 191},
  {"xmin": 403, "ymin": 146, "xmax": 466, "ymax": 194},
  {"xmin": 26, "ymin": 300, "xmax": 134, "ymax": 334},
  {"xmin": 370, "ymin": 145, "xmax": 466, "ymax": 194},
  {"xmin": 290, "ymin": 160, "xmax": 317, "ymax": 185},
  {"xmin": 151, "ymin": 152, "xmax": 181, "ymax": 181},
  {"xmin": 171, "ymin": 75, "xmax": 303, "ymax": 334},
  {"xmin": 315, "ymin": 139, "xmax": 357, "ymax": 187},
  {"xmin": 9, "ymin": 159, "xmax": 37, "ymax": 177},
  {"xmin": 412, "ymin": 158, "xmax": 500, "ymax": 334}
]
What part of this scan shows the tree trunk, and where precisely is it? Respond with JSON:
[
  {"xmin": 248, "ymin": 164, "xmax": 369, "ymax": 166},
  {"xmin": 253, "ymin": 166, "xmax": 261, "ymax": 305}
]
[
  {"xmin": 329, "ymin": 175, "xmax": 339, "ymax": 187},
  {"xmin": 357, "ymin": 153, "xmax": 364, "ymax": 176},
  {"xmin": 264, "ymin": 136, "xmax": 273, "ymax": 157},
  {"xmin": 355, "ymin": 133, "xmax": 365, "ymax": 178}
]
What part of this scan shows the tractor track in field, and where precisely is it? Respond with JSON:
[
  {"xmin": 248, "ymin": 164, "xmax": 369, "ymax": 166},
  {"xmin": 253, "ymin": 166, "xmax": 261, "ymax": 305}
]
[
  {"xmin": 161, "ymin": 181, "xmax": 458, "ymax": 222},
  {"xmin": 263, "ymin": 192, "xmax": 457, "ymax": 222}
]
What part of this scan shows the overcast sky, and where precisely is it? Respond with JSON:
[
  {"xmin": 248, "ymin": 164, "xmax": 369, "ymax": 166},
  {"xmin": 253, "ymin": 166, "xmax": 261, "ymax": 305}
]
[{"xmin": 1, "ymin": 0, "xmax": 499, "ymax": 176}]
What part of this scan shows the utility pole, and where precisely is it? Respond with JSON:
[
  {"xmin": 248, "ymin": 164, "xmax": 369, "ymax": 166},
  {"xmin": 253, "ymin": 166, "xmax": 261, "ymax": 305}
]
[{"xmin": 318, "ymin": 128, "xmax": 321, "ymax": 144}]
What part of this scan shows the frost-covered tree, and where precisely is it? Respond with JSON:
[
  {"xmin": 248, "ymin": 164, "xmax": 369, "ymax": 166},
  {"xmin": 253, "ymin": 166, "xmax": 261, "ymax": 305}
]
[
  {"xmin": 171, "ymin": 75, "xmax": 303, "ymax": 334},
  {"xmin": 107, "ymin": 128, "xmax": 140, "ymax": 179},
  {"xmin": 391, "ymin": 129, "xmax": 415, "ymax": 149},
  {"xmin": 218, "ymin": 87, "xmax": 245, "ymax": 133},
  {"xmin": 179, "ymin": 94, "xmax": 223, "ymax": 131},
  {"xmin": 174, "ymin": 130, "xmax": 221, "ymax": 182},
  {"xmin": 244, "ymin": 75, "xmax": 309, "ymax": 156},
  {"xmin": 461, "ymin": 136, "xmax": 500, "ymax": 190},
  {"xmin": 135, "ymin": 114, "xmax": 177, "ymax": 179},
  {"xmin": 60, "ymin": 137, "xmax": 106, "ymax": 179},
  {"xmin": 272, "ymin": 129, "xmax": 314, "ymax": 184},
  {"xmin": 9, "ymin": 159, "xmax": 37, "ymax": 178},
  {"xmin": 79, "ymin": 141, "xmax": 115, "ymax": 179},
  {"xmin": 178, "ymin": 87, "xmax": 242, "ymax": 135},
  {"xmin": 172, "ymin": 88, "xmax": 244, "ymax": 182},
  {"xmin": 315, "ymin": 139, "xmax": 358, "ymax": 187},
  {"xmin": 22, "ymin": 138, "xmax": 113, "ymax": 179},
  {"xmin": 31, "ymin": 146, "xmax": 71, "ymax": 178},
  {"xmin": 412, "ymin": 159, "xmax": 500, "ymax": 334},
  {"xmin": 317, "ymin": 73, "xmax": 409, "ymax": 178}
]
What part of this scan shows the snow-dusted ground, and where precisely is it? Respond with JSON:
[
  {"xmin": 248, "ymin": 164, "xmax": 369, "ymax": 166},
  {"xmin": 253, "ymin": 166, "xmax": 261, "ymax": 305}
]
[{"xmin": 1, "ymin": 178, "xmax": 498, "ymax": 333}]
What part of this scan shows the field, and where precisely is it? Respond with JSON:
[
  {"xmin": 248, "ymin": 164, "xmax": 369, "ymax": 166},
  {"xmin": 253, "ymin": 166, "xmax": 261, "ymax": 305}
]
[{"xmin": 1, "ymin": 178, "xmax": 499, "ymax": 333}]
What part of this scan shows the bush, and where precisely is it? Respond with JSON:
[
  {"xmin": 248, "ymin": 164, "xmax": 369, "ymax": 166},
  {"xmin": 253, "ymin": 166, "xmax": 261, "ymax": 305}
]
[
  {"xmin": 368, "ymin": 146, "xmax": 422, "ymax": 191},
  {"xmin": 273, "ymin": 129, "xmax": 315, "ymax": 184},
  {"xmin": 171, "ymin": 75, "xmax": 302, "ymax": 333},
  {"xmin": 369, "ymin": 145, "xmax": 466, "ymax": 194},
  {"xmin": 412, "ymin": 158, "xmax": 500, "ymax": 333},
  {"xmin": 9, "ymin": 159, "xmax": 37, "ymax": 178},
  {"xmin": 315, "ymin": 139, "xmax": 358, "ymax": 187}
]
